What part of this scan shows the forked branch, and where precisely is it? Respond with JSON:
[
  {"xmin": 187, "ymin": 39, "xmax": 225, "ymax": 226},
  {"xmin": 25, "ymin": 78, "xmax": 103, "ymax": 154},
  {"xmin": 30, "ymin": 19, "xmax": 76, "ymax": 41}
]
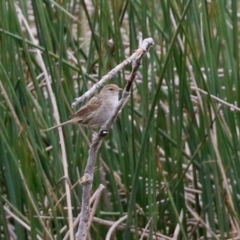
[{"xmin": 75, "ymin": 38, "xmax": 154, "ymax": 240}]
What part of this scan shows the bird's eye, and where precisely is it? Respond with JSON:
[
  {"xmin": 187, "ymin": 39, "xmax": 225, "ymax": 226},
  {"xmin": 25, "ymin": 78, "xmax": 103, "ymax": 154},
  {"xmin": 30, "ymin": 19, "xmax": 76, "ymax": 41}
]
[{"xmin": 109, "ymin": 88, "xmax": 113, "ymax": 91}]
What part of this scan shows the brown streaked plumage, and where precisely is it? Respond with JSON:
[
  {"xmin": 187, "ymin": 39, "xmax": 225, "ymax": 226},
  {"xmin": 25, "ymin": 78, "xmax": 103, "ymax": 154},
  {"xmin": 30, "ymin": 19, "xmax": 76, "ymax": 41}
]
[{"xmin": 43, "ymin": 84, "xmax": 122, "ymax": 131}]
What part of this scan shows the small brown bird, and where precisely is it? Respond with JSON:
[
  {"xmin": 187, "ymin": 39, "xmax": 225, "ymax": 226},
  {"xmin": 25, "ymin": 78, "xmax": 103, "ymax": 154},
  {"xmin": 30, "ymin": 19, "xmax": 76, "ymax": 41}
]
[{"xmin": 43, "ymin": 84, "xmax": 122, "ymax": 131}]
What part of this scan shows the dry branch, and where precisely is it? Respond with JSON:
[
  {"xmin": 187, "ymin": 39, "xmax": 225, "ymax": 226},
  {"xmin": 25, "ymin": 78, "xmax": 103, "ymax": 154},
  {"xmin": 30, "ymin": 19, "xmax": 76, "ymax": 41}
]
[
  {"xmin": 71, "ymin": 38, "xmax": 154, "ymax": 107},
  {"xmin": 75, "ymin": 37, "xmax": 154, "ymax": 240}
]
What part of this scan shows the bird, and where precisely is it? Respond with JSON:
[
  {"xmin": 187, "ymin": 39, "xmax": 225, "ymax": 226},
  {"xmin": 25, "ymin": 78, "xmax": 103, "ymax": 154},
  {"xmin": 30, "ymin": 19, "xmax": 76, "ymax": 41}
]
[{"xmin": 43, "ymin": 84, "xmax": 122, "ymax": 131}]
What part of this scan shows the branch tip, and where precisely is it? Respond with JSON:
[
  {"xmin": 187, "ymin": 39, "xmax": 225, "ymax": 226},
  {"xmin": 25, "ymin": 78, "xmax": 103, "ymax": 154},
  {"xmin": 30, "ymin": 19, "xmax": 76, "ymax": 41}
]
[{"xmin": 140, "ymin": 37, "xmax": 155, "ymax": 51}]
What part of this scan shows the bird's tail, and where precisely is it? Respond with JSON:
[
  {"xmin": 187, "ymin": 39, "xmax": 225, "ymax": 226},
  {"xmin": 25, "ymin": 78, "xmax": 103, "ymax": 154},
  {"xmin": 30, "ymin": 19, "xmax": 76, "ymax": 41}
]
[{"xmin": 42, "ymin": 119, "xmax": 73, "ymax": 132}]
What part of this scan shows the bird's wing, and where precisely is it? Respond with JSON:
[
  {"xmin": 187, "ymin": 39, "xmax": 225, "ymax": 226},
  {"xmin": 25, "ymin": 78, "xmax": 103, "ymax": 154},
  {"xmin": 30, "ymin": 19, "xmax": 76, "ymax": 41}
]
[{"xmin": 71, "ymin": 96, "xmax": 101, "ymax": 124}]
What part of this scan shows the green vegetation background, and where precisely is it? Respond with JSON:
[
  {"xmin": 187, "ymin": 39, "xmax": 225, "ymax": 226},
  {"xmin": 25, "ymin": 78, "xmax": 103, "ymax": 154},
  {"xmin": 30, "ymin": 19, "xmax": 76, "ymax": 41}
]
[{"xmin": 1, "ymin": 0, "xmax": 240, "ymax": 239}]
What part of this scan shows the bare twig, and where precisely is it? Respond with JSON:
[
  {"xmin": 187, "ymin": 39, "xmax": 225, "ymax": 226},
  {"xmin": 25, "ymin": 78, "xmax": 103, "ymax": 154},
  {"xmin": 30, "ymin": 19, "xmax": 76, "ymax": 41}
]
[
  {"xmin": 139, "ymin": 217, "xmax": 152, "ymax": 240},
  {"xmin": 93, "ymin": 217, "xmax": 173, "ymax": 240},
  {"xmin": 4, "ymin": 206, "xmax": 42, "ymax": 240},
  {"xmin": 105, "ymin": 215, "xmax": 128, "ymax": 240},
  {"xmin": 172, "ymin": 210, "xmax": 183, "ymax": 240},
  {"xmin": 71, "ymin": 38, "xmax": 154, "ymax": 107},
  {"xmin": 75, "ymin": 138, "xmax": 102, "ymax": 240},
  {"xmin": 191, "ymin": 86, "xmax": 240, "ymax": 112},
  {"xmin": 186, "ymin": 203, "xmax": 219, "ymax": 239},
  {"xmin": 63, "ymin": 184, "xmax": 105, "ymax": 240},
  {"xmin": 75, "ymin": 38, "xmax": 154, "ymax": 240},
  {"xmin": 87, "ymin": 184, "xmax": 105, "ymax": 231}
]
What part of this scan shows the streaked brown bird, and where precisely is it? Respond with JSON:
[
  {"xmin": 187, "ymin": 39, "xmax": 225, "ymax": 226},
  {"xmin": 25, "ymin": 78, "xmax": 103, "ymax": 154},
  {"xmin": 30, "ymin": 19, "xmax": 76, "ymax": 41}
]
[{"xmin": 43, "ymin": 84, "xmax": 122, "ymax": 131}]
